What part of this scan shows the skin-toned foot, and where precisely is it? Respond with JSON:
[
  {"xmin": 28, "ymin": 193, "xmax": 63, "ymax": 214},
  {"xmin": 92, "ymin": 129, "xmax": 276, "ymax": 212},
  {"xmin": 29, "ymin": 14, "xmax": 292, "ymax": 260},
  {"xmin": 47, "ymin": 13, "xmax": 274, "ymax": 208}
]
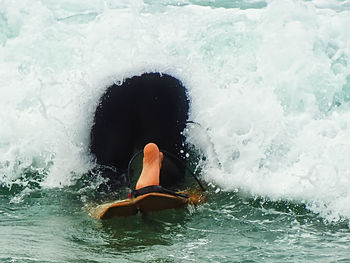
[{"xmin": 136, "ymin": 143, "xmax": 163, "ymax": 190}]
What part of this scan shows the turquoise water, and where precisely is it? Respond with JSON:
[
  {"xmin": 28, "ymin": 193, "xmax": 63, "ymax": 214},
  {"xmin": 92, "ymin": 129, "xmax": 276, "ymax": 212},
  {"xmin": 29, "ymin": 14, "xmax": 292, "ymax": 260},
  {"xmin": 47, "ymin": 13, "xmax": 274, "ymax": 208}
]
[
  {"xmin": 2, "ymin": 0, "xmax": 350, "ymax": 261},
  {"xmin": 2, "ymin": 187, "xmax": 350, "ymax": 262}
]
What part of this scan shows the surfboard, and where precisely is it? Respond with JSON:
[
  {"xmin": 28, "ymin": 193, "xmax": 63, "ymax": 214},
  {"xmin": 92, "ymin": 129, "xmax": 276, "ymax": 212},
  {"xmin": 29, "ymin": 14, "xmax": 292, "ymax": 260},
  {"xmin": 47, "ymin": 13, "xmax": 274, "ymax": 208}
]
[{"xmin": 90, "ymin": 190, "xmax": 205, "ymax": 219}]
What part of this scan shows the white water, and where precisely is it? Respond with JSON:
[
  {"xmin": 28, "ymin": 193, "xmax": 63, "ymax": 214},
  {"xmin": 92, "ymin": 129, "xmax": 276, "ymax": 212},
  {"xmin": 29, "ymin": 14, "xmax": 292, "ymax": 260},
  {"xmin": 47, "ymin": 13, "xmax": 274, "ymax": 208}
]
[{"xmin": 1, "ymin": 0, "xmax": 350, "ymax": 221}]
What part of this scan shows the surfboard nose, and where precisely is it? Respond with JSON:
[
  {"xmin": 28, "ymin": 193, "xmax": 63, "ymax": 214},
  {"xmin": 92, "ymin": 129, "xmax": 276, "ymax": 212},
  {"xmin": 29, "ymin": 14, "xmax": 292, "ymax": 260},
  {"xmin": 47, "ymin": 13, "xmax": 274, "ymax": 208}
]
[{"xmin": 136, "ymin": 143, "xmax": 163, "ymax": 190}]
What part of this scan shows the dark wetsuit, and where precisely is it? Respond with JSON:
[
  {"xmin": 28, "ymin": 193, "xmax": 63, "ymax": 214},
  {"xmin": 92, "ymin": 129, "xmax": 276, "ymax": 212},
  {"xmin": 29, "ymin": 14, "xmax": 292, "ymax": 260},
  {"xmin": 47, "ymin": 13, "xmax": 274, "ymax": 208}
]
[{"xmin": 90, "ymin": 72, "xmax": 189, "ymax": 188}]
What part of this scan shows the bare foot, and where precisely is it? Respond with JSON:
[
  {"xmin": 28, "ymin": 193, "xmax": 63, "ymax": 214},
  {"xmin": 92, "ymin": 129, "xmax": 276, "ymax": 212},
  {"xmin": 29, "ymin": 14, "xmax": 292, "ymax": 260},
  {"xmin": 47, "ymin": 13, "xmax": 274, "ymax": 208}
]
[{"xmin": 136, "ymin": 143, "xmax": 163, "ymax": 190}]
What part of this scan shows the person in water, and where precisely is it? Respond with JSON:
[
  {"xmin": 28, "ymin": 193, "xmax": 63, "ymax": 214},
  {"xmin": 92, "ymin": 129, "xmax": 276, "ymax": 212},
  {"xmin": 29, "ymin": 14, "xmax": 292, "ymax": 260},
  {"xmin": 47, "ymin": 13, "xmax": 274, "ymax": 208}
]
[
  {"xmin": 90, "ymin": 72, "xmax": 189, "ymax": 189},
  {"xmin": 132, "ymin": 142, "xmax": 192, "ymax": 199}
]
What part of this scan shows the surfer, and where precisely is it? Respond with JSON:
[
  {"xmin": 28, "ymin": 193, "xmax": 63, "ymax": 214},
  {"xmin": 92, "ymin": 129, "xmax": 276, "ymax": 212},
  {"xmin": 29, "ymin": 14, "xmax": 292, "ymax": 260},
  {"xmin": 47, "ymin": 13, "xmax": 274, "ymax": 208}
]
[
  {"xmin": 90, "ymin": 72, "xmax": 189, "ymax": 189},
  {"xmin": 92, "ymin": 142, "xmax": 205, "ymax": 219}
]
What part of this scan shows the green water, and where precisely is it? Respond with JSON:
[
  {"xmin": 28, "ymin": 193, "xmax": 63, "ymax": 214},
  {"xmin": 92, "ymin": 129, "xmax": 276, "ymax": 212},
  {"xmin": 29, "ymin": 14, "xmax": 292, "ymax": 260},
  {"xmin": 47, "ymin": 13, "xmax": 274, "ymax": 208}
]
[
  {"xmin": 1, "ymin": 185, "xmax": 350, "ymax": 262},
  {"xmin": 2, "ymin": 0, "xmax": 350, "ymax": 261}
]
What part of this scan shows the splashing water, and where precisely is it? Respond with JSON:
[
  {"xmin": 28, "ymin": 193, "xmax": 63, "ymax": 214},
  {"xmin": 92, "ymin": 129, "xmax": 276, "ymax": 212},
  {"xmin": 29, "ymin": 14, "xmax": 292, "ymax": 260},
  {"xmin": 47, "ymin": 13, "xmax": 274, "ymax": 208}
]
[{"xmin": 1, "ymin": 0, "xmax": 350, "ymax": 223}]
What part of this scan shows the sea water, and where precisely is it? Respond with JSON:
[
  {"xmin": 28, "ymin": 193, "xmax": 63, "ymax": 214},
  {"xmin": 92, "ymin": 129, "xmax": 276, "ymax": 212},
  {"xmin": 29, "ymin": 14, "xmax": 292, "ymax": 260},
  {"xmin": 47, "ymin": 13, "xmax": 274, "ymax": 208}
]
[{"xmin": 1, "ymin": 0, "xmax": 350, "ymax": 262}]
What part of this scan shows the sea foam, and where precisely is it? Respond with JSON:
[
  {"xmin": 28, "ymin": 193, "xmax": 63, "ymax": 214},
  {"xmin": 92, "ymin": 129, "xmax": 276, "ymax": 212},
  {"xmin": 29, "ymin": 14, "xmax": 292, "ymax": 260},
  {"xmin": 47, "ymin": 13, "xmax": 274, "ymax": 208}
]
[{"xmin": 1, "ymin": 0, "xmax": 350, "ymax": 221}]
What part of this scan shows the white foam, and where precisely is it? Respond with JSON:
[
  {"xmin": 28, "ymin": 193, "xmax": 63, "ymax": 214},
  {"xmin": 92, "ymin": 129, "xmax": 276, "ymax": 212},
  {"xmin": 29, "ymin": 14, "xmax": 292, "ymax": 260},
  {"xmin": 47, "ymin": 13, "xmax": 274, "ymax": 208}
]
[{"xmin": 1, "ymin": 0, "xmax": 350, "ymax": 221}]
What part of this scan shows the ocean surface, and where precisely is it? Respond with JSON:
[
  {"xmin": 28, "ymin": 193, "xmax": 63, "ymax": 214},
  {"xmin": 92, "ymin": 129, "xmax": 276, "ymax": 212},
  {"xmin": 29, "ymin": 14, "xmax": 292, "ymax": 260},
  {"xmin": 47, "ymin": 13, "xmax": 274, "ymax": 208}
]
[{"xmin": 1, "ymin": 0, "xmax": 350, "ymax": 262}]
